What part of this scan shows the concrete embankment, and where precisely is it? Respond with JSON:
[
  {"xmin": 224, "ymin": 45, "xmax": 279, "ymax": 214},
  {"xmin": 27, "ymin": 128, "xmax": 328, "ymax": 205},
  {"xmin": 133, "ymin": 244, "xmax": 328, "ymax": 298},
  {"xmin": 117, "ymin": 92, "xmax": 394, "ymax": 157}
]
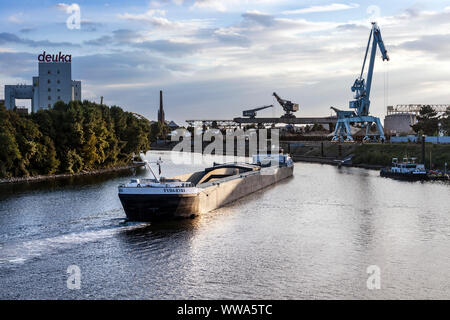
[
  {"xmin": 153, "ymin": 139, "xmax": 450, "ymax": 170},
  {"xmin": 291, "ymin": 155, "xmax": 383, "ymax": 170},
  {"xmin": 285, "ymin": 141, "xmax": 450, "ymax": 170},
  {"xmin": 0, "ymin": 163, "xmax": 144, "ymax": 185}
]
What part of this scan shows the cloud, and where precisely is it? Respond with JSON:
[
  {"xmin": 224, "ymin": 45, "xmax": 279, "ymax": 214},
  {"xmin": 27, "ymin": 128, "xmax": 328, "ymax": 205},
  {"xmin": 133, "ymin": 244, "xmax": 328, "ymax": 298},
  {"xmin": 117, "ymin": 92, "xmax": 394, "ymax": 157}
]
[
  {"xmin": 55, "ymin": 3, "xmax": 71, "ymax": 11},
  {"xmin": 0, "ymin": 51, "xmax": 37, "ymax": 80},
  {"xmin": 118, "ymin": 9, "xmax": 171, "ymax": 27},
  {"xmin": 80, "ymin": 20, "xmax": 103, "ymax": 32},
  {"xmin": 190, "ymin": 0, "xmax": 281, "ymax": 12},
  {"xmin": 282, "ymin": 3, "xmax": 359, "ymax": 15},
  {"xmin": 84, "ymin": 29, "xmax": 144, "ymax": 46},
  {"xmin": 4, "ymin": 3, "xmax": 450, "ymax": 124},
  {"xmin": 191, "ymin": 0, "xmax": 228, "ymax": 12},
  {"xmin": 242, "ymin": 11, "xmax": 275, "ymax": 27},
  {"xmin": 19, "ymin": 28, "xmax": 35, "ymax": 34},
  {"xmin": 396, "ymin": 34, "xmax": 450, "ymax": 58},
  {"xmin": 135, "ymin": 39, "xmax": 201, "ymax": 56},
  {"xmin": 0, "ymin": 32, "xmax": 80, "ymax": 48},
  {"xmin": 8, "ymin": 13, "xmax": 25, "ymax": 24},
  {"xmin": 84, "ymin": 35, "xmax": 113, "ymax": 46}
]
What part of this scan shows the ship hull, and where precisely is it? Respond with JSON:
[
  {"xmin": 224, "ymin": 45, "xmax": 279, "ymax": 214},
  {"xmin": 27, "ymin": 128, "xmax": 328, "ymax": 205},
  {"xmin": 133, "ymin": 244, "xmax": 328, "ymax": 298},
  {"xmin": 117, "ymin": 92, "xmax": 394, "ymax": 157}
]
[
  {"xmin": 380, "ymin": 169, "xmax": 428, "ymax": 181},
  {"xmin": 118, "ymin": 193, "xmax": 199, "ymax": 221},
  {"xmin": 119, "ymin": 165, "xmax": 293, "ymax": 222}
]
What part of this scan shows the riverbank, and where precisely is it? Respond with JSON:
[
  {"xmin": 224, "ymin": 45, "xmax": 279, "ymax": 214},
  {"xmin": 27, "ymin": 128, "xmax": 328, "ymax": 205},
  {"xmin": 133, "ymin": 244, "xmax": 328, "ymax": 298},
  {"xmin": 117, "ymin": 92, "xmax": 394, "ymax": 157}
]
[
  {"xmin": 0, "ymin": 163, "xmax": 144, "ymax": 185},
  {"xmin": 286, "ymin": 141, "xmax": 450, "ymax": 170},
  {"xmin": 148, "ymin": 140, "xmax": 450, "ymax": 170},
  {"xmin": 291, "ymin": 155, "xmax": 384, "ymax": 170}
]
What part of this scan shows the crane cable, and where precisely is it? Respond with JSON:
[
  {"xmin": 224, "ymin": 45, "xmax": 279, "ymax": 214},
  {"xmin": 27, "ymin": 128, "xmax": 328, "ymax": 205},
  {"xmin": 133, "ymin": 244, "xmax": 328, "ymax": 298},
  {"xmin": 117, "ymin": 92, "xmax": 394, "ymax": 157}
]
[{"xmin": 384, "ymin": 60, "xmax": 389, "ymax": 110}]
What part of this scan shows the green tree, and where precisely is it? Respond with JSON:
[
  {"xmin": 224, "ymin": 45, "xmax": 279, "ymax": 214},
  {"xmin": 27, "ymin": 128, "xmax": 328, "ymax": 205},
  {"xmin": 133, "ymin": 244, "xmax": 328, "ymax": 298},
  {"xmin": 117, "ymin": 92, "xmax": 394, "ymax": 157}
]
[
  {"xmin": 150, "ymin": 121, "xmax": 169, "ymax": 142},
  {"xmin": 441, "ymin": 108, "xmax": 450, "ymax": 135},
  {"xmin": 0, "ymin": 101, "xmax": 151, "ymax": 178},
  {"xmin": 411, "ymin": 105, "xmax": 440, "ymax": 136}
]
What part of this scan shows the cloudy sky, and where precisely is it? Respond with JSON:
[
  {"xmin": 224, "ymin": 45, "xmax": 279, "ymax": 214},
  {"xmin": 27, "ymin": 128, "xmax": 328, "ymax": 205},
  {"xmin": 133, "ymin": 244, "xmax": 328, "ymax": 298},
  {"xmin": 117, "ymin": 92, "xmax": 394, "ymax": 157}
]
[{"xmin": 1, "ymin": 0, "xmax": 450, "ymax": 125}]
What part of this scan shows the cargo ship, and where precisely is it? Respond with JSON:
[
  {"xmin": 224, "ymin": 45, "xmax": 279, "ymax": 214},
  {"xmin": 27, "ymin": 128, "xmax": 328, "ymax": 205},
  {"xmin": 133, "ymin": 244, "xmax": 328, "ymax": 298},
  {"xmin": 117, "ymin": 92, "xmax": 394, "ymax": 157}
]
[{"xmin": 118, "ymin": 154, "xmax": 294, "ymax": 221}]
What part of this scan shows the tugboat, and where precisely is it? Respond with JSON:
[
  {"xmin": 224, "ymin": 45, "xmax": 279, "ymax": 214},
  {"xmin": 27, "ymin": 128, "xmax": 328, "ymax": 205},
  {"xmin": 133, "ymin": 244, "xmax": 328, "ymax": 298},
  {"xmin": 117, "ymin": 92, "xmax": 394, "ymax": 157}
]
[
  {"xmin": 380, "ymin": 157, "xmax": 428, "ymax": 181},
  {"xmin": 118, "ymin": 154, "xmax": 294, "ymax": 221}
]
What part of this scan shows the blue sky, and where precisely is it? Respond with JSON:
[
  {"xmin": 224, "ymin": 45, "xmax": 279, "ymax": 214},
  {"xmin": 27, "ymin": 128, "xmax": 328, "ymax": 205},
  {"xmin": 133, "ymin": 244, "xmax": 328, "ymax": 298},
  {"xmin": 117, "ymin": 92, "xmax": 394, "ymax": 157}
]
[{"xmin": 2, "ymin": 0, "xmax": 450, "ymax": 125}]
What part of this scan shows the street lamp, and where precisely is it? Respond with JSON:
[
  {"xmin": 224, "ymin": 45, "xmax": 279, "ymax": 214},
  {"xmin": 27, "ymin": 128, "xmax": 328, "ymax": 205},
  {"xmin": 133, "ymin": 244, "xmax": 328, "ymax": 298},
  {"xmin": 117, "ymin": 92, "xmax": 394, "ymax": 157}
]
[{"xmin": 438, "ymin": 122, "xmax": 442, "ymax": 143}]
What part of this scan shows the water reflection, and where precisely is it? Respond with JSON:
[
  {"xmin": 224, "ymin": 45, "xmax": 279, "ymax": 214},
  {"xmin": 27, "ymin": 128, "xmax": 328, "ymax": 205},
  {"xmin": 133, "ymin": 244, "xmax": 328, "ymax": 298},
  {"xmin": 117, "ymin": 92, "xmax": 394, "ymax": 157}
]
[{"xmin": 0, "ymin": 152, "xmax": 449, "ymax": 299}]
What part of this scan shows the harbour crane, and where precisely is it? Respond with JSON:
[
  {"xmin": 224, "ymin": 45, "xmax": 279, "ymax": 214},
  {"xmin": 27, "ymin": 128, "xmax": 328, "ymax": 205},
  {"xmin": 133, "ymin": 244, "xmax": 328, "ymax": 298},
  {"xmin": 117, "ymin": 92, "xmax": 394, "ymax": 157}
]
[
  {"xmin": 331, "ymin": 22, "xmax": 389, "ymax": 142},
  {"xmin": 273, "ymin": 92, "xmax": 299, "ymax": 118},
  {"xmin": 242, "ymin": 105, "xmax": 273, "ymax": 118}
]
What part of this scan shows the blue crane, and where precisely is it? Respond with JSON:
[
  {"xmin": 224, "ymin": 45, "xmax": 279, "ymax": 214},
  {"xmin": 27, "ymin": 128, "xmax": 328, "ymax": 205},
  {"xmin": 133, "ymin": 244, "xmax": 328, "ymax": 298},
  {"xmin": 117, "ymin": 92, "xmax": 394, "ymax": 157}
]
[{"xmin": 331, "ymin": 22, "xmax": 389, "ymax": 142}]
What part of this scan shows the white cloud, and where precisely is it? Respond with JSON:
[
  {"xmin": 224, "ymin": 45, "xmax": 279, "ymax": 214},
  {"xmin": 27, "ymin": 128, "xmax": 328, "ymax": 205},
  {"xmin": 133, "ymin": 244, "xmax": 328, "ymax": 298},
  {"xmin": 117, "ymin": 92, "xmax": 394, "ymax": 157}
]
[
  {"xmin": 191, "ymin": 0, "xmax": 282, "ymax": 12},
  {"xmin": 8, "ymin": 13, "xmax": 24, "ymax": 24},
  {"xmin": 192, "ymin": 0, "xmax": 228, "ymax": 12},
  {"xmin": 55, "ymin": 3, "xmax": 70, "ymax": 11},
  {"xmin": 282, "ymin": 3, "xmax": 360, "ymax": 15}
]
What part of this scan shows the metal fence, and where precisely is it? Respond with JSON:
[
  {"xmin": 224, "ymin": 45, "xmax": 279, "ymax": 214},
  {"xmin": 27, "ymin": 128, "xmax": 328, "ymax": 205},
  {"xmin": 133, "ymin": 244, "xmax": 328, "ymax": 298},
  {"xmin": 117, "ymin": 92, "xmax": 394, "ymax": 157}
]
[{"xmin": 390, "ymin": 136, "xmax": 450, "ymax": 143}]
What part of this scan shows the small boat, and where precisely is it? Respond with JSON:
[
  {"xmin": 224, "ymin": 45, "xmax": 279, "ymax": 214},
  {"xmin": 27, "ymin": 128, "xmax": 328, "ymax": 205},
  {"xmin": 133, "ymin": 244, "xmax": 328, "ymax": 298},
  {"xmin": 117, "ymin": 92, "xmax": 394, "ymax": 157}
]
[
  {"xmin": 380, "ymin": 157, "xmax": 428, "ymax": 181},
  {"xmin": 427, "ymin": 170, "xmax": 450, "ymax": 181},
  {"xmin": 118, "ymin": 154, "xmax": 294, "ymax": 221}
]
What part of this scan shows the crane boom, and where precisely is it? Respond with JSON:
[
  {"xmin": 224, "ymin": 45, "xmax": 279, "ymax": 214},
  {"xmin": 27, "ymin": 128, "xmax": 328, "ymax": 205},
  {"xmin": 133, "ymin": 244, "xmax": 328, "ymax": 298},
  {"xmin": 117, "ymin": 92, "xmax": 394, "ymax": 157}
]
[
  {"xmin": 331, "ymin": 22, "xmax": 389, "ymax": 142},
  {"xmin": 350, "ymin": 22, "xmax": 389, "ymax": 116},
  {"xmin": 242, "ymin": 105, "xmax": 273, "ymax": 118}
]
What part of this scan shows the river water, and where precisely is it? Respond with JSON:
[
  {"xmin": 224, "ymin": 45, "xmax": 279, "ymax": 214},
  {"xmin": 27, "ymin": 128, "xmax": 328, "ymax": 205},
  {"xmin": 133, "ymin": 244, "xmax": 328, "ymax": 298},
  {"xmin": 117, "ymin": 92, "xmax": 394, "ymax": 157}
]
[{"xmin": 0, "ymin": 151, "xmax": 449, "ymax": 299}]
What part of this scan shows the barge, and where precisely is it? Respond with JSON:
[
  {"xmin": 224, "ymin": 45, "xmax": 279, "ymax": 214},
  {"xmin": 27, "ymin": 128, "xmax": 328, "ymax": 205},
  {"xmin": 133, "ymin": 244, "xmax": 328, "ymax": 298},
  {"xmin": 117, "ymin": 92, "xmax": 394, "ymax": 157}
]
[{"xmin": 118, "ymin": 154, "xmax": 294, "ymax": 221}]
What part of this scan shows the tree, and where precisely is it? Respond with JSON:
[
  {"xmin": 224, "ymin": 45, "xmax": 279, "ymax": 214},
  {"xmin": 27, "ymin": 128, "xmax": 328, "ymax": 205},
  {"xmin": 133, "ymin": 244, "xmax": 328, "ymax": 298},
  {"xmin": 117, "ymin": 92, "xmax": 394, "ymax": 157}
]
[
  {"xmin": 0, "ymin": 100, "xmax": 152, "ymax": 178},
  {"xmin": 411, "ymin": 105, "xmax": 440, "ymax": 136},
  {"xmin": 441, "ymin": 108, "xmax": 450, "ymax": 135},
  {"xmin": 150, "ymin": 121, "xmax": 169, "ymax": 142}
]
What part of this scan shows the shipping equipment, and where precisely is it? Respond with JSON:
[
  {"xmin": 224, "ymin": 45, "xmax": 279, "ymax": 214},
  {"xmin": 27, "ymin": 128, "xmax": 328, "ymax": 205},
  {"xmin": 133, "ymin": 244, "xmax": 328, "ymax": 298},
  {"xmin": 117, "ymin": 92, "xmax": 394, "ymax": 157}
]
[
  {"xmin": 242, "ymin": 105, "xmax": 274, "ymax": 118},
  {"xmin": 273, "ymin": 92, "xmax": 299, "ymax": 118},
  {"xmin": 331, "ymin": 22, "xmax": 389, "ymax": 142}
]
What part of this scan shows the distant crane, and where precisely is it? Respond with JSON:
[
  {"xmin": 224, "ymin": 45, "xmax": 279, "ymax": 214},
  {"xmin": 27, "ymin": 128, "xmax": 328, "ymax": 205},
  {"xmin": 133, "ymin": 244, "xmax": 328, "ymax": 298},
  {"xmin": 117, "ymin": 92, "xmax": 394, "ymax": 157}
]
[
  {"xmin": 242, "ymin": 105, "xmax": 273, "ymax": 118},
  {"xmin": 273, "ymin": 92, "xmax": 299, "ymax": 118},
  {"xmin": 331, "ymin": 22, "xmax": 389, "ymax": 142}
]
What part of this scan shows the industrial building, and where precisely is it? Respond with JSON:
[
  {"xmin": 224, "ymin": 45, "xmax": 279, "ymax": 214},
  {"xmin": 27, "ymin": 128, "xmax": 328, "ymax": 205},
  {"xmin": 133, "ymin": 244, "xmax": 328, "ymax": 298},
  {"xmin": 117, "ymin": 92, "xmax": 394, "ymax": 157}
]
[
  {"xmin": 4, "ymin": 51, "xmax": 81, "ymax": 113},
  {"xmin": 384, "ymin": 104, "xmax": 450, "ymax": 135}
]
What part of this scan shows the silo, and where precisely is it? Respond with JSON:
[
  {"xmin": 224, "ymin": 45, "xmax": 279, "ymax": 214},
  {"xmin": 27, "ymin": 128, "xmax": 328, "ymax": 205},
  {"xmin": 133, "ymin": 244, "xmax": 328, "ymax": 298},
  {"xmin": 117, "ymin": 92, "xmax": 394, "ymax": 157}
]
[{"xmin": 384, "ymin": 113, "xmax": 417, "ymax": 135}]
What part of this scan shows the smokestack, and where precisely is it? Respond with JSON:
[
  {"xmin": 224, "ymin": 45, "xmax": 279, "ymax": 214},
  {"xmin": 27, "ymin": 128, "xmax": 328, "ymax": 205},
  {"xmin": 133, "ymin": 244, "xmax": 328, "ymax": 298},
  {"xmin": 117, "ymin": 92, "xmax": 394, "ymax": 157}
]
[{"xmin": 158, "ymin": 90, "xmax": 165, "ymax": 124}]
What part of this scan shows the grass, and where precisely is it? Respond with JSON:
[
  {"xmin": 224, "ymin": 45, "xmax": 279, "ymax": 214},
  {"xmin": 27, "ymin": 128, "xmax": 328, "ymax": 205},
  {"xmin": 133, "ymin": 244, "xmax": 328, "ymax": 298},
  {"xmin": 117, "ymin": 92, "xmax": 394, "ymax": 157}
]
[{"xmin": 352, "ymin": 143, "xmax": 450, "ymax": 169}]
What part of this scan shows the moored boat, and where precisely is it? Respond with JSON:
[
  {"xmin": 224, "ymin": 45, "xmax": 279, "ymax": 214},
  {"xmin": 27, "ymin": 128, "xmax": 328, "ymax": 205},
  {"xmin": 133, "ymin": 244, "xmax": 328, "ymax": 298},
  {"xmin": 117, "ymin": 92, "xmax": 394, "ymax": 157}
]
[{"xmin": 380, "ymin": 157, "xmax": 428, "ymax": 181}]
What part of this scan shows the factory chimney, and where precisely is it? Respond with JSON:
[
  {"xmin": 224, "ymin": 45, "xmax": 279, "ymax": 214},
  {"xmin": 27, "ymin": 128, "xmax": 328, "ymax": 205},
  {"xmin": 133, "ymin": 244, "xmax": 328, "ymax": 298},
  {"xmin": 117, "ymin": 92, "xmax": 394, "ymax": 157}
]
[
  {"xmin": 158, "ymin": 90, "xmax": 165, "ymax": 123},
  {"xmin": 158, "ymin": 90, "xmax": 165, "ymax": 124}
]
